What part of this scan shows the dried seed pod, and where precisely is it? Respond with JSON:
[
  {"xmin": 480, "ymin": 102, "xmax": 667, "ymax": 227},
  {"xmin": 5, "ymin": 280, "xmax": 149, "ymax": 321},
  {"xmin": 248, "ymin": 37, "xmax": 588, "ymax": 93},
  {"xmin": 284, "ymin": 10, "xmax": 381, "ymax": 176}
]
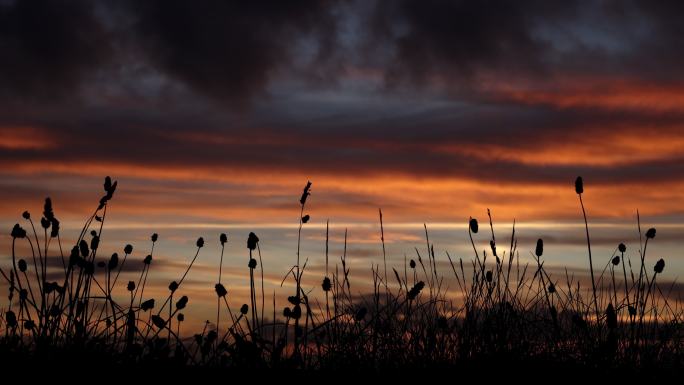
[
  {"xmin": 535, "ymin": 239, "xmax": 544, "ymax": 257},
  {"xmin": 300, "ymin": 181, "xmax": 312, "ymax": 205},
  {"xmin": 322, "ymin": 277, "xmax": 331, "ymax": 292},
  {"xmin": 168, "ymin": 281, "xmax": 179, "ymax": 292},
  {"xmin": 247, "ymin": 232, "xmax": 259, "ymax": 250},
  {"xmin": 176, "ymin": 295, "xmax": 188, "ymax": 310},
  {"xmin": 79, "ymin": 240, "xmax": 89, "ymax": 258},
  {"xmin": 151, "ymin": 315, "xmax": 166, "ymax": 329},
  {"xmin": 108, "ymin": 253, "xmax": 119, "ymax": 270},
  {"xmin": 215, "ymin": 283, "xmax": 227, "ymax": 298},
  {"xmin": 141, "ymin": 299, "xmax": 155, "ymax": 311},
  {"xmin": 11, "ymin": 224, "xmax": 26, "ymax": 239},
  {"xmin": 469, "ymin": 218, "xmax": 478, "ymax": 234},
  {"xmin": 408, "ymin": 281, "xmax": 425, "ymax": 300},
  {"xmin": 575, "ymin": 176, "xmax": 583, "ymax": 194}
]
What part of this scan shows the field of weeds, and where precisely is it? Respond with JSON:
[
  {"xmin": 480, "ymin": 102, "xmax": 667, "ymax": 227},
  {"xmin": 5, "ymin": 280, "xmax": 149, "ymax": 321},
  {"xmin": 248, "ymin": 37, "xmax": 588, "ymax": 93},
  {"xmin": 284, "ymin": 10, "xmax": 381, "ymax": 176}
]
[{"xmin": 1, "ymin": 176, "xmax": 682, "ymax": 378}]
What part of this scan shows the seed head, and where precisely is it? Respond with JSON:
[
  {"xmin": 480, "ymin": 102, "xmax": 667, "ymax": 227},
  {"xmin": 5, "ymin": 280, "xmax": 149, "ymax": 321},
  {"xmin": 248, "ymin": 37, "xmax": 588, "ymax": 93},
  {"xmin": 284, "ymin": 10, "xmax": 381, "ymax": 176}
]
[
  {"xmin": 22, "ymin": 211, "xmax": 30, "ymax": 220},
  {"xmin": 50, "ymin": 218, "xmax": 60, "ymax": 238},
  {"xmin": 43, "ymin": 198, "xmax": 54, "ymax": 221},
  {"xmin": 143, "ymin": 254, "xmax": 152, "ymax": 265},
  {"xmin": 79, "ymin": 240, "xmax": 89, "ymax": 258},
  {"xmin": 240, "ymin": 304, "xmax": 249, "ymax": 315},
  {"xmin": 247, "ymin": 232, "xmax": 259, "ymax": 250},
  {"xmin": 124, "ymin": 244, "xmax": 133, "ymax": 254},
  {"xmin": 108, "ymin": 253, "xmax": 119, "ymax": 270},
  {"xmin": 654, "ymin": 258, "xmax": 665, "ymax": 274},
  {"xmin": 535, "ymin": 238, "xmax": 543, "ymax": 257},
  {"xmin": 5, "ymin": 311, "xmax": 17, "ymax": 327},
  {"xmin": 127, "ymin": 281, "xmax": 135, "ymax": 291},
  {"xmin": 646, "ymin": 228, "xmax": 656, "ymax": 239},
  {"xmin": 485, "ymin": 270, "xmax": 493, "ymax": 283},
  {"xmin": 169, "ymin": 281, "xmax": 179, "ymax": 292},
  {"xmin": 220, "ymin": 233, "xmax": 227, "ymax": 245},
  {"xmin": 618, "ymin": 243, "xmax": 626, "ymax": 253},
  {"xmin": 151, "ymin": 315, "xmax": 166, "ymax": 329},
  {"xmin": 18, "ymin": 259, "xmax": 27, "ymax": 273},
  {"xmin": 151, "ymin": 233, "xmax": 158, "ymax": 242},
  {"xmin": 469, "ymin": 218, "xmax": 478, "ymax": 234},
  {"xmin": 300, "ymin": 181, "xmax": 312, "ymax": 205},
  {"xmin": 177, "ymin": 313, "xmax": 184, "ymax": 322},
  {"xmin": 628, "ymin": 305, "xmax": 636, "ymax": 316},
  {"xmin": 322, "ymin": 277, "xmax": 331, "ymax": 292},
  {"xmin": 11, "ymin": 224, "xmax": 26, "ymax": 239},
  {"xmin": 575, "ymin": 176, "xmax": 583, "ymax": 194},
  {"xmin": 248, "ymin": 258, "xmax": 257, "ymax": 269},
  {"xmin": 196, "ymin": 237, "xmax": 204, "ymax": 248},
  {"xmin": 141, "ymin": 299, "xmax": 155, "ymax": 311},
  {"xmin": 24, "ymin": 320, "xmax": 35, "ymax": 330},
  {"xmin": 90, "ymin": 235, "xmax": 100, "ymax": 251},
  {"xmin": 176, "ymin": 295, "xmax": 188, "ymax": 310},
  {"xmin": 409, "ymin": 259, "xmax": 416, "ymax": 269},
  {"xmin": 407, "ymin": 281, "xmax": 425, "ymax": 300},
  {"xmin": 612, "ymin": 256, "xmax": 620, "ymax": 266},
  {"xmin": 548, "ymin": 283, "xmax": 556, "ymax": 293},
  {"xmin": 291, "ymin": 304, "xmax": 302, "ymax": 319},
  {"xmin": 302, "ymin": 214, "xmax": 310, "ymax": 224},
  {"xmin": 215, "ymin": 283, "xmax": 227, "ymax": 298}
]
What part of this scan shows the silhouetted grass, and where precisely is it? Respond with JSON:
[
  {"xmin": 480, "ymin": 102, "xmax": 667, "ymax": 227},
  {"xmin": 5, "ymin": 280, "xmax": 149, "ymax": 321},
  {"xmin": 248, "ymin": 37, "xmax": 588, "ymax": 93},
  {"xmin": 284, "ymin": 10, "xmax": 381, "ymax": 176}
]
[{"xmin": 1, "ymin": 176, "xmax": 682, "ymax": 377}]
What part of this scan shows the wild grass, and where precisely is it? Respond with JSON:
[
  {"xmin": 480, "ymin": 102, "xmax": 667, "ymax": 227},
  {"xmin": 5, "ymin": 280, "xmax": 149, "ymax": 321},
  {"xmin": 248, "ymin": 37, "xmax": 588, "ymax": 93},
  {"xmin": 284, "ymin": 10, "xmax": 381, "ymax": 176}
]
[{"xmin": 0, "ymin": 176, "xmax": 682, "ymax": 376}]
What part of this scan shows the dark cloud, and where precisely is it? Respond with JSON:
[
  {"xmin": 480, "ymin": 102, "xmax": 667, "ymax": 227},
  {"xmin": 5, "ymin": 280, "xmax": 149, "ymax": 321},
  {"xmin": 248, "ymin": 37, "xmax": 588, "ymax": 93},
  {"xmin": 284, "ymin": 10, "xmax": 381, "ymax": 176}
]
[
  {"xmin": 126, "ymin": 0, "xmax": 342, "ymax": 108},
  {"xmin": 370, "ymin": 0, "xmax": 564, "ymax": 88},
  {"xmin": 2, "ymin": 0, "xmax": 684, "ymax": 195},
  {"xmin": 0, "ymin": 0, "xmax": 111, "ymax": 101}
]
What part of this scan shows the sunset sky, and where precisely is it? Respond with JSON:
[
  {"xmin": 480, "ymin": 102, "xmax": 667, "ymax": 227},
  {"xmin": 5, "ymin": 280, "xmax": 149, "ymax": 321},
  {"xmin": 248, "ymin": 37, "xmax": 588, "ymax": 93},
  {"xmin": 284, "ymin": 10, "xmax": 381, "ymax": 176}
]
[{"xmin": 2, "ymin": 0, "xmax": 684, "ymax": 330}]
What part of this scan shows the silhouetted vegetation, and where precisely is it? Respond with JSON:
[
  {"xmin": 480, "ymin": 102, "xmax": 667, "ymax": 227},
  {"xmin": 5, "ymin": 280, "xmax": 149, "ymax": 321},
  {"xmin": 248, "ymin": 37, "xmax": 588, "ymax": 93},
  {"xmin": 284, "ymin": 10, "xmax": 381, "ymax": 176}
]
[{"xmin": 1, "ymin": 176, "xmax": 682, "ymax": 378}]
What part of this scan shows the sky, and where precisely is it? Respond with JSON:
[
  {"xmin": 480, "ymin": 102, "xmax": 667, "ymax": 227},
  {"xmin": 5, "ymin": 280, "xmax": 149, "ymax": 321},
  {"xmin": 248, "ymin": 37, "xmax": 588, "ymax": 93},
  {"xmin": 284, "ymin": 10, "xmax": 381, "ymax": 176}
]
[{"xmin": 2, "ymin": 0, "xmax": 684, "ymax": 330}]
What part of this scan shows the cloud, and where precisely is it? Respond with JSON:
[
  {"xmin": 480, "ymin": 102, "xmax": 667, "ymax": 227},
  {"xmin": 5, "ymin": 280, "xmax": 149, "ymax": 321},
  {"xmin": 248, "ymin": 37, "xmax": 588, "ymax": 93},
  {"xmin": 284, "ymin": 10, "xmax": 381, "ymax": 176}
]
[
  {"xmin": 119, "ymin": 0, "xmax": 343, "ymax": 108},
  {"xmin": 0, "ymin": 0, "xmax": 112, "ymax": 101}
]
